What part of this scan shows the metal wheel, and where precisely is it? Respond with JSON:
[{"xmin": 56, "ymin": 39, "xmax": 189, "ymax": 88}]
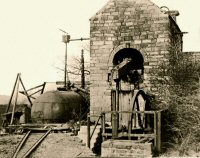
[{"xmin": 130, "ymin": 90, "xmax": 147, "ymax": 130}]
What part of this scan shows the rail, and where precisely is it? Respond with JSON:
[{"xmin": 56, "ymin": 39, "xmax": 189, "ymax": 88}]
[
  {"xmin": 12, "ymin": 130, "xmax": 32, "ymax": 158},
  {"xmin": 12, "ymin": 129, "xmax": 52, "ymax": 158}
]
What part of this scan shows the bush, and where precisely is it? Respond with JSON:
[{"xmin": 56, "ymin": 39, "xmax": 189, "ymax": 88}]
[{"xmin": 150, "ymin": 51, "xmax": 200, "ymax": 155}]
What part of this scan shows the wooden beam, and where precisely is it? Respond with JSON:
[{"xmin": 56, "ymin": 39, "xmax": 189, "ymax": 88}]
[
  {"xmin": 19, "ymin": 77, "xmax": 32, "ymax": 106},
  {"xmin": 10, "ymin": 73, "xmax": 21, "ymax": 125}
]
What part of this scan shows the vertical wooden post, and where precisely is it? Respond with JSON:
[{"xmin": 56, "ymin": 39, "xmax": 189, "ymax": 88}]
[
  {"xmin": 128, "ymin": 120, "xmax": 131, "ymax": 140},
  {"xmin": 81, "ymin": 49, "xmax": 85, "ymax": 89},
  {"xmin": 87, "ymin": 114, "xmax": 90, "ymax": 148},
  {"xmin": 5, "ymin": 74, "xmax": 20, "ymax": 113},
  {"xmin": 156, "ymin": 111, "xmax": 161, "ymax": 153},
  {"xmin": 101, "ymin": 113, "xmax": 106, "ymax": 142},
  {"xmin": 10, "ymin": 73, "xmax": 21, "ymax": 125},
  {"xmin": 112, "ymin": 81, "xmax": 119, "ymax": 139},
  {"xmin": 153, "ymin": 112, "xmax": 157, "ymax": 149}
]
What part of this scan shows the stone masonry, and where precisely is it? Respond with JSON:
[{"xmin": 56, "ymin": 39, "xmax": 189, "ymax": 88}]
[
  {"xmin": 89, "ymin": 0, "xmax": 182, "ymax": 115},
  {"xmin": 101, "ymin": 140, "xmax": 152, "ymax": 157}
]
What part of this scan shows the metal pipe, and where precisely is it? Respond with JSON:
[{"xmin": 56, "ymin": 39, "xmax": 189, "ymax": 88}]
[
  {"xmin": 69, "ymin": 37, "xmax": 90, "ymax": 41},
  {"xmin": 64, "ymin": 42, "xmax": 67, "ymax": 88}
]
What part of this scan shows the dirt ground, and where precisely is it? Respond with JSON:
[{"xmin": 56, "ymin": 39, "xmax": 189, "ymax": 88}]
[
  {"xmin": 0, "ymin": 134, "xmax": 23, "ymax": 158},
  {"xmin": 0, "ymin": 132, "xmax": 96, "ymax": 158},
  {"xmin": 2, "ymin": 132, "xmax": 200, "ymax": 158}
]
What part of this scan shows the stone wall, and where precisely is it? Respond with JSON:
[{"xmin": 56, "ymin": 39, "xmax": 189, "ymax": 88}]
[
  {"xmin": 101, "ymin": 140, "xmax": 152, "ymax": 157},
  {"xmin": 183, "ymin": 52, "xmax": 200, "ymax": 62},
  {"xmin": 90, "ymin": 0, "xmax": 181, "ymax": 115}
]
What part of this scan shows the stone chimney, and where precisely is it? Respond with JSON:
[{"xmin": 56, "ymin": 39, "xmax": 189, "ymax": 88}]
[{"xmin": 167, "ymin": 10, "xmax": 179, "ymax": 22}]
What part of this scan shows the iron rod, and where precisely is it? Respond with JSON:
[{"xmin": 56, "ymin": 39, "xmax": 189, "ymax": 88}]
[{"xmin": 69, "ymin": 38, "xmax": 90, "ymax": 41}]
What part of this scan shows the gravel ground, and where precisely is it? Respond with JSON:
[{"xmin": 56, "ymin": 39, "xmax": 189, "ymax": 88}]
[
  {"xmin": 0, "ymin": 132, "xmax": 96, "ymax": 158},
  {"xmin": 0, "ymin": 134, "xmax": 24, "ymax": 158}
]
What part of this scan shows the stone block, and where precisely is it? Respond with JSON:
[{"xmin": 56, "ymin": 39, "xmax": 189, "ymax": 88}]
[
  {"xmin": 134, "ymin": 39, "xmax": 142, "ymax": 44},
  {"xmin": 101, "ymin": 140, "xmax": 152, "ymax": 157}
]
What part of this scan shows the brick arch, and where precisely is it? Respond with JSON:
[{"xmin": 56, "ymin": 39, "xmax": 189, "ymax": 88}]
[{"xmin": 107, "ymin": 44, "xmax": 146, "ymax": 69}]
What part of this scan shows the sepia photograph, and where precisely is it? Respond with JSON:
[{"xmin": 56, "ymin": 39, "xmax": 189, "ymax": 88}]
[{"xmin": 0, "ymin": 0, "xmax": 200, "ymax": 157}]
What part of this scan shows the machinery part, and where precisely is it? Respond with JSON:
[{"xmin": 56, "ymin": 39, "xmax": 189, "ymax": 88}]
[
  {"xmin": 31, "ymin": 90, "xmax": 86, "ymax": 123},
  {"xmin": 130, "ymin": 90, "xmax": 147, "ymax": 130}
]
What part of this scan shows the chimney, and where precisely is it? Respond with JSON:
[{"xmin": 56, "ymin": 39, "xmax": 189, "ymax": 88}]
[{"xmin": 167, "ymin": 10, "xmax": 180, "ymax": 22}]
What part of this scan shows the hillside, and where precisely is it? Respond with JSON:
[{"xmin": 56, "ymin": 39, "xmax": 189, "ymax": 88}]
[
  {"xmin": 0, "ymin": 94, "xmax": 29, "ymax": 105},
  {"xmin": 0, "ymin": 95, "xmax": 10, "ymax": 105}
]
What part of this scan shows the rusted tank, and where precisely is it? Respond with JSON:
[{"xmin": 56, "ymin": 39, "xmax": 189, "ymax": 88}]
[{"xmin": 31, "ymin": 90, "xmax": 85, "ymax": 123}]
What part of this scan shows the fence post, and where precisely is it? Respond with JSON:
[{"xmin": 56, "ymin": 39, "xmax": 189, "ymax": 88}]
[
  {"xmin": 156, "ymin": 111, "xmax": 161, "ymax": 153},
  {"xmin": 154, "ymin": 112, "xmax": 157, "ymax": 149},
  {"xmin": 87, "ymin": 114, "xmax": 90, "ymax": 148},
  {"xmin": 101, "ymin": 113, "xmax": 105, "ymax": 142}
]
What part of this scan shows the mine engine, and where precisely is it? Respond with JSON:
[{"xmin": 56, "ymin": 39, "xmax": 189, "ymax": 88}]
[
  {"xmin": 106, "ymin": 55, "xmax": 148, "ymax": 135},
  {"xmin": 109, "ymin": 58, "xmax": 147, "ymax": 136},
  {"xmin": 87, "ymin": 50, "xmax": 162, "ymax": 153}
]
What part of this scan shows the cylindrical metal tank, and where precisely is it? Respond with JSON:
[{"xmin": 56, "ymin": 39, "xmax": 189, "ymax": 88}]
[{"xmin": 31, "ymin": 90, "xmax": 85, "ymax": 123}]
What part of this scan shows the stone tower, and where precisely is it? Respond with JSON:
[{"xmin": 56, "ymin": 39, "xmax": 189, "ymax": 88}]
[{"xmin": 90, "ymin": 0, "xmax": 182, "ymax": 115}]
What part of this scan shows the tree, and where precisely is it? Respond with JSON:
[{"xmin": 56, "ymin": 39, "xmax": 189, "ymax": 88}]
[
  {"xmin": 54, "ymin": 48, "xmax": 90, "ymax": 89},
  {"xmin": 150, "ymin": 43, "xmax": 200, "ymax": 155}
]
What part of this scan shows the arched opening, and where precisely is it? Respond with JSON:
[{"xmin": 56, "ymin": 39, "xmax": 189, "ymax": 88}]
[
  {"xmin": 112, "ymin": 48, "xmax": 144, "ymax": 84},
  {"xmin": 113, "ymin": 48, "xmax": 144, "ymax": 69}
]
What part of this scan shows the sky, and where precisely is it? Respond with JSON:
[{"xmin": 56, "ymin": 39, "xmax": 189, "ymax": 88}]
[{"xmin": 0, "ymin": 0, "xmax": 200, "ymax": 95}]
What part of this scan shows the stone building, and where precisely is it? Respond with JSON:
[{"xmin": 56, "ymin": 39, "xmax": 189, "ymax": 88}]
[{"xmin": 89, "ymin": 0, "xmax": 198, "ymax": 115}]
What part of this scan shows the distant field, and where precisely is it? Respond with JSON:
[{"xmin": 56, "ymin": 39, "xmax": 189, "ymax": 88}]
[{"xmin": 0, "ymin": 105, "xmax": 8, "ymax": 126}]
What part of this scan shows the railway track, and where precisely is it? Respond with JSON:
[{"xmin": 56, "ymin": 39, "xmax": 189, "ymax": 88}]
[{"xmin": 12, "ymin": 129, "xmax": 52, "ymax": 158}]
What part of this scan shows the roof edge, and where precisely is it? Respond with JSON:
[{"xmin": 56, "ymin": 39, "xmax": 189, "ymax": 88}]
[{"xmin": 90, "ymin": 0, "xmax": 113, "ymax": 21}]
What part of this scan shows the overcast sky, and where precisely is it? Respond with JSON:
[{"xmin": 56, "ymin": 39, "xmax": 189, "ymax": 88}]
[{"xmin": 0, "ymin": 0, "xmax": 200, "ymax": 95}]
